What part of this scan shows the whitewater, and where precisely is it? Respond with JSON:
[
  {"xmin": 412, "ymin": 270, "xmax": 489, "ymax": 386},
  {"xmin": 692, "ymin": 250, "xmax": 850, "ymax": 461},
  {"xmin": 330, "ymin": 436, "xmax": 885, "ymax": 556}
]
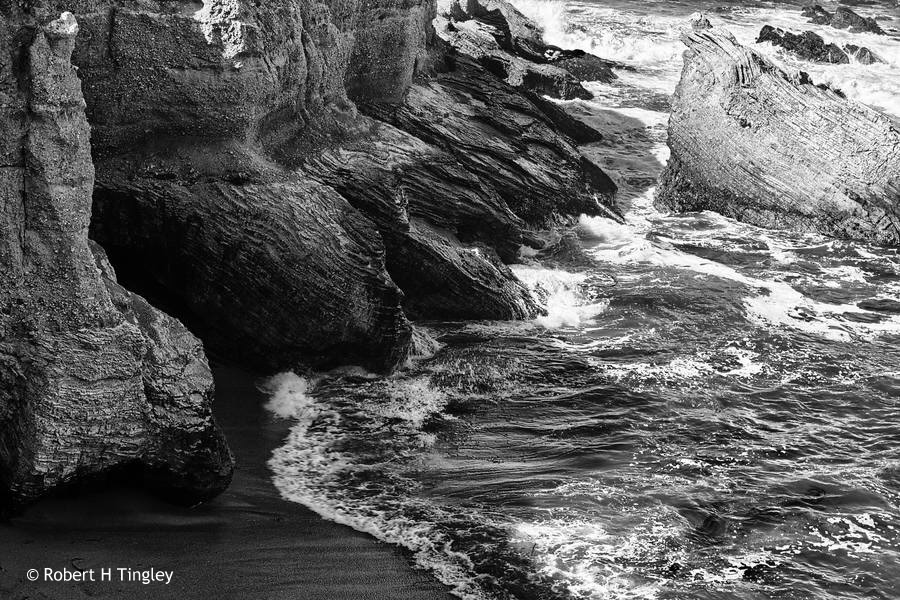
[{"xmin": 267, "ymin": 2, "xmax": 900, "ymax": 599}]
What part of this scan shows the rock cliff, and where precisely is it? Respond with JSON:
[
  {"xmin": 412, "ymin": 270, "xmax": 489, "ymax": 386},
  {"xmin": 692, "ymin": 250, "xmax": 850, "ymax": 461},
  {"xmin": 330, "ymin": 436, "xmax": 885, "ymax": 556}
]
[
  {"xmin": 656, "ymin": 27, "xmax": 900, "ymax": 246},
  {"xmin": 62, "ymin": 0, "xmax": 619, "ymax": 365},
  {"xmin": 0, "ymin": 11, "xmax": 232, "ymax": 513},
  {"xmin": 2, "ymin": 0, "xmax": 620, "ymax": 508}
]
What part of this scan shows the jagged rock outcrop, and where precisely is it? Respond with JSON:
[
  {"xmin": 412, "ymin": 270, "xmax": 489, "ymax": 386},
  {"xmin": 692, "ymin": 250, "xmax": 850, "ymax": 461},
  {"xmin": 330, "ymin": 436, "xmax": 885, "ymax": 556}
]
[
  {"xmin": 90, "ymin": 143, "xmax": 412, "ymax": 372},
  {"xmin": 802, "ymin": 4, "xmax": 885, "ymax": 35},
  {"xmin": 443, "ymin": 0, "xmax": 624, "ymax": 101},
  {"xmin": 292, "ymin": 119, "xmax": 540, "ymax": 319},
  {"xmin": 757, "ymin": 25, "xmax": 882, "ymax": 64},
  {"xmin": 0, "ymin": 12, "xmax": 232, "ymax": 512},
  {"xmin": 55, "ymin": 0, "xmax": 617, "ymax": 334},
  {"xmin": 363, "ymin": 51, "xmax": 620, "ymax": 228},
  {"xmin": 758, "ymin": 26, "xmax": 850, "ymax": 63},
  {"xmin": 656, "ymin": 27, "xmax": 900, "ymax": 245}
]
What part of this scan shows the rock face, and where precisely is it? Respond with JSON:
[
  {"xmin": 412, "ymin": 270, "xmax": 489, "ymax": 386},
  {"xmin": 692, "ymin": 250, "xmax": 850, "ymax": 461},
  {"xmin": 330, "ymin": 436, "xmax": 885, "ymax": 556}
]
[
  {"xmin": 52, "ymin": 0, "xmax": 425, "ymax": 370},
  {"xmin": 363, "ymin": 51, "xmax": 619, "ymax": 228},
  {"xmin": 0, "ymin": 12, "xmax": 232, "ymax": 512},
  {"xmin": 656, "ymin": 27, "xmax": 900, "ymax": 246},
  {"xmin": 54, "ymin": 0, "xmax": 618, "ymax": 345},
  {"xmin": 802, "ymin": 4, "xmax": 885, "ymax": 35}
]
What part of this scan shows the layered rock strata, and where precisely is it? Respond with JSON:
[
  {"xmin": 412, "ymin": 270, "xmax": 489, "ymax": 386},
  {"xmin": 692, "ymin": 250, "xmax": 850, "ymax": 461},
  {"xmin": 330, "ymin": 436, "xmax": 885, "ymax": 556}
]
[
  {"xmin": 656, "ymin": 27, "xmax": 900, "ymax": 245},
  {"xmin": 53, "ymin": 0, "xmax": 620, "ymax": 358}
]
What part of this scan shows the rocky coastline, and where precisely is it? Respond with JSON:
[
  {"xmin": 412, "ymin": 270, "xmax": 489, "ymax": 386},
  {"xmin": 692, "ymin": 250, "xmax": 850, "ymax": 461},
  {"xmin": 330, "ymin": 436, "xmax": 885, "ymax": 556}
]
[
  {"xmin": 0, "ymin": 0, "xmax": 620, "ymax": 512},
  {"xmin": 3, "ymin": 0, "xmax": 898, "ymax": 532}
]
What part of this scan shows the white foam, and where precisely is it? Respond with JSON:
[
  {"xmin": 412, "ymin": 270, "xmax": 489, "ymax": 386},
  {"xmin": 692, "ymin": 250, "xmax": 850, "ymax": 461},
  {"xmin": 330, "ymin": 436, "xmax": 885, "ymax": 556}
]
[
  {"xmin": 513, "ymin": 511, "xmax": 684, "ymax": 600},
  {"xmin": 576, "ymin": 214, "xmax": 630, "ymax": 244},
  {"xmin": 512, "ymin": 265, "xmax": 609, "ymax": 328},
  {"xmin": 261, "ymin": 372, "xmax": 318, "ymax": 420},
  {"xmin": 268, "ymin": 374, "xmax": 496, "ymax": 600}
]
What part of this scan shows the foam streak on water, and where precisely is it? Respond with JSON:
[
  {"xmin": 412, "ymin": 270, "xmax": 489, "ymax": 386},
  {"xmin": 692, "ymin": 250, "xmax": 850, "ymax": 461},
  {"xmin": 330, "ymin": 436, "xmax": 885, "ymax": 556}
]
[{"xmin": 269, "ymin": 2, "xmax": 900, "ymax": 599}]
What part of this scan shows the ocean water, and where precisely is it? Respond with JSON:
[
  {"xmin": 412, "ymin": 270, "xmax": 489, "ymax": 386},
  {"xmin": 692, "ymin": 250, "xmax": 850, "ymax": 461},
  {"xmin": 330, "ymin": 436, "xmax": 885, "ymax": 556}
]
[{"xmin": 268, "ymin": 2, "xmax": 900, "ymax": 599}]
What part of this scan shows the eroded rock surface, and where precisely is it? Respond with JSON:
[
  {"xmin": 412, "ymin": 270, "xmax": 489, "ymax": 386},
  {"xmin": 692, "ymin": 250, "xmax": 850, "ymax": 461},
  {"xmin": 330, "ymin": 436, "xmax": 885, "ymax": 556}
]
[
  {"xmin": 363, "ymin": 52, "xmax": 620, "ymax": 228},
  {"xmin": 0, "ymin": 11, "xmax": 232, "ymax": 513},
  {"xmin": 656, "ymin": 27, "xmax": 900, "ymax": 245},
  {"xmin": 63, "ymin": 0, "xmax": 618, "ymax": 331}
]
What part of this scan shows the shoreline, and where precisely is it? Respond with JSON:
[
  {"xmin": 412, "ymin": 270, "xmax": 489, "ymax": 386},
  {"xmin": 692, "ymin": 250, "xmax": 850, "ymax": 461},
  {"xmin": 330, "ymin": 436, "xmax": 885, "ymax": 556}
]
[{"xmin": 0, "ymin": 366, "xmax": 453, "ymax": 600}]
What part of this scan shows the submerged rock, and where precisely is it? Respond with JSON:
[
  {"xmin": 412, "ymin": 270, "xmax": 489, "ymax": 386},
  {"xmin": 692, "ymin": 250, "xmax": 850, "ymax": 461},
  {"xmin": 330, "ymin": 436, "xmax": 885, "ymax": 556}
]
[
  {"xmin": 844, "ymin": 43, "xmax": 883, "ymax": 64},
  {"xmin": 802, "ymin": 4, "xmax": 885, "ymax": 35},
  {"xmin": 656, "ymin": 27, "xmax": 900, "ymax": 246},
  {"xmin": 0, "ymin": 13, "xmax": 232, "ymax": 513}
]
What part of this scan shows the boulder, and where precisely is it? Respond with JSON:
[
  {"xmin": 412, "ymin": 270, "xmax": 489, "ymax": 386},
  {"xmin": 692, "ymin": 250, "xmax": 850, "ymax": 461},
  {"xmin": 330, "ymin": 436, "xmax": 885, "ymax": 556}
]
[
  {"xmin": 656, "ymin": 27, "xmax": 900, "ymax": 245},
  {"xmin": 0, "ymin": 12, "xmax": 232, "ymax": 513},
  {"xmin": 802, "ymin": 4, "xmax": 885, "ymax": 34},
  {"xmin": 757, "ymin": 26, "xmax": 849, "ymax": 63},
  {"xmin": 387, "ymin": 219, "xmax": 540, "ymax": 320},
  {"xmin": 845, "ymin": 43, "xmax": 883, "ymax": 64}
]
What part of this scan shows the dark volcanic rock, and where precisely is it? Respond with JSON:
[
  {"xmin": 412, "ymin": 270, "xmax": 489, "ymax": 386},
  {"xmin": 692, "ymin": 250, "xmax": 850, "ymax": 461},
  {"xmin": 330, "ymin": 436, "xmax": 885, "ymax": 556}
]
[
  {"xmin": 656, "ymin": 27, "xmax": 900, "ymax": 246},
  {"xmin": 0, "ymin": 12, "xmax": 232, "ymax": 512},
  {"xmin": 802, "ymin": 4, "xmax": 885, "ymax": 34},
  {"xmin": 758, "ymin": 26, "xmax": 850, "ymax": 63},
  {"xmin": 388, "ymin": 219, "xmax": 539, "ymax": 320}
]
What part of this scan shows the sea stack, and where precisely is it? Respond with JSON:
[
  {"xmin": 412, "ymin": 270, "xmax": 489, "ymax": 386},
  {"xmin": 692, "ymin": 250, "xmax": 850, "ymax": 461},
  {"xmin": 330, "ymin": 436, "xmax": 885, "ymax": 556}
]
[
  {"xmin": 0, "ymin": 11, "xmax": 233, "ymax": 513},
  {"xmin": 656, "ymin": 26, "xmax": 900, "ymax": 246}
]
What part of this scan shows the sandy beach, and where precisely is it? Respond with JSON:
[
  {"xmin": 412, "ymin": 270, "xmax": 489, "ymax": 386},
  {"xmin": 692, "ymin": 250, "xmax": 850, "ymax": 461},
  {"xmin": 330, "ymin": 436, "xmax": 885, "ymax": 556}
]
[{"xmin": 0, "ymin": 366, "xmax": 453, "ymax": 600}]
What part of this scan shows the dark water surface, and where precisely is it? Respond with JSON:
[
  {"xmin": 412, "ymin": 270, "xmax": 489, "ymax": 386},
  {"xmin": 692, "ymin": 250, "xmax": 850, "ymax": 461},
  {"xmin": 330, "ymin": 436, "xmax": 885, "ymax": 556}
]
[{"xmin": 267, "ymin": 2, "xmax": 900, "ymax": 599}]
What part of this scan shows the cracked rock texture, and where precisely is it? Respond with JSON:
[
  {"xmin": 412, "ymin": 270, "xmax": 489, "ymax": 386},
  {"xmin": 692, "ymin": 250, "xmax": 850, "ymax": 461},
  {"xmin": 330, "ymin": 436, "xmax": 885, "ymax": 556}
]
[{"xmin": 656, "ymin": 27, "xmax": 900, "ymax": 246}]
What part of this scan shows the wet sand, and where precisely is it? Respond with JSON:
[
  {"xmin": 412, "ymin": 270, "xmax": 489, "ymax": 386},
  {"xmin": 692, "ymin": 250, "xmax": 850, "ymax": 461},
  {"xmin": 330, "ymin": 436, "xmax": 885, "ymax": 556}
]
[{"xmin": 0, "ymin": 366, "xmax": 453, "ymax": 600}]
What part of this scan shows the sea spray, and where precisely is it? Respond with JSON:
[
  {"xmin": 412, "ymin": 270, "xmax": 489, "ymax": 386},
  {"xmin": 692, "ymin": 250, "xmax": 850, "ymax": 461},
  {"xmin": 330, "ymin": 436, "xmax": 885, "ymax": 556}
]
[{"xmin": 512, "ymin": 265, "xmax": 610, "ymax": 328}]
